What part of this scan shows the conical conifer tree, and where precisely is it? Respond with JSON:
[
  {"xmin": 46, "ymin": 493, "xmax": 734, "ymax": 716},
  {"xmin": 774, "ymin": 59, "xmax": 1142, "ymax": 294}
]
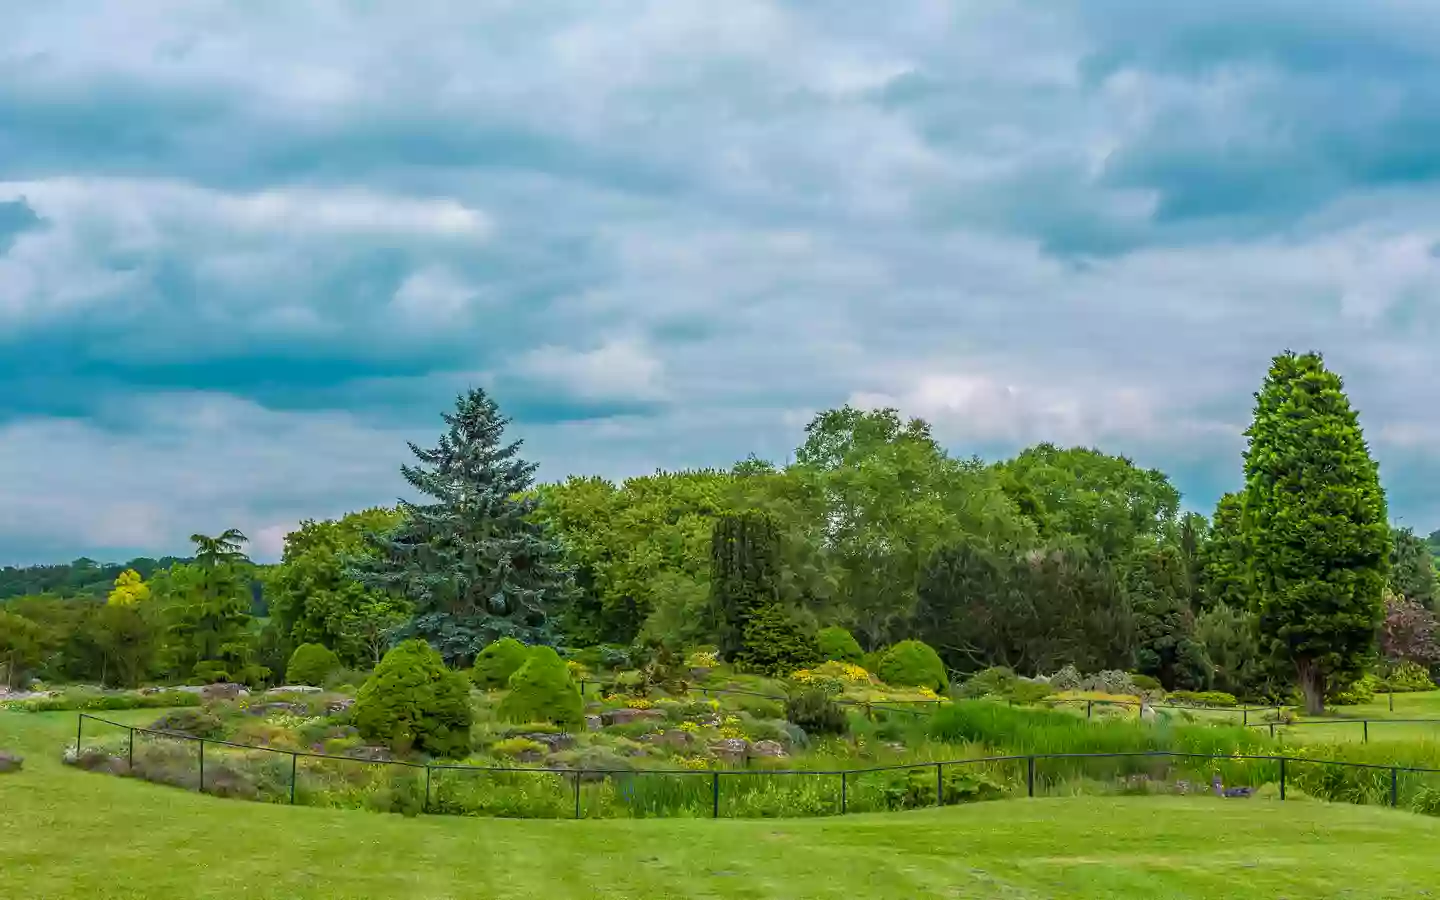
[
  {"xmin": 348, "ymin": 389, "xmax": 573, "ymax": 665},
  {"xmin": 1241, "ymin": 351, "xmax": 1390, "ymax": 715}
]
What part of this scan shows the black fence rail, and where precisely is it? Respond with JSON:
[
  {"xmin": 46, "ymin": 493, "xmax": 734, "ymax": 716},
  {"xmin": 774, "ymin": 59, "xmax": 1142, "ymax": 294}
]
[
  {"xmin": 1246, "ymin": 717, "xmax": 1440, "ymax": 742},
  {"xmin": 68, "ymin": 714, "xmax": 1440, "ymax": 820}
]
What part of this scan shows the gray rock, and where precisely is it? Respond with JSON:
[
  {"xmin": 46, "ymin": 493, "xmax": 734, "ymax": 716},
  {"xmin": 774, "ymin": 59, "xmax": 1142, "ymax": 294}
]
[
  {"xmin": 0, "ymin": 751, "xmax": 22, "ymax": 773},
  {"xmin": 201, "ymin": 682, "xmax": 248, "ymax": 702},
  {"xmin": 326, "ymin": 698, "xmax": 355, "ymax": 715},
  {"xmin": 602, "ymin": 708, "xmax": 666, "ymax": 726},
  {"xmin": 245, "ymin": 701, "xmax": 308, "ymax": 717},
  {"xmin": 585, "ymin": 715, "xmax": 604, "ymax": 732},
  {"xmin": 646, "ymin": 729, "xmax": 696, "ymax": 750},
  {"xmin": 750, "ymin": 740, "xmax": 787, "ymax": 758},
  {"xmin": 267, "ymin": 685, "xmax": 323, "ymax": 695},
  {"xmin": 517, "ymin": 732, "xmax": 575, "ymax": 752},
  {"xmin": 709, "ymin": 738, "xmax": 748, "ymax": 765}
]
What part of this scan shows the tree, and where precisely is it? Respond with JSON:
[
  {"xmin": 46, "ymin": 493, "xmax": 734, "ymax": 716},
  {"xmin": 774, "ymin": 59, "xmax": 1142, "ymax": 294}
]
[
  {"xmin": 1199, "ymin": 492, "xmax": 1251, "ymax": 611},
  {"xmin": 1194, "ymin": 603, "xmax": 1266, "ymax": 699},
  {"xmin": 190, "ymin": 529, "xmax": 249, "ymax": 568},
  {"xmin": 1390, "ymin": 527, "xmax": 1438, "ymax": 608},
  {"xmin": 106, "ymin": 569, "xmax": 150, "ymax": 607},
  {"xmin": 1124, "ymin": 544, "xmax": 1209, "ymax": 690},
  {"xmin": 0, "ymin": 611, "xmax": 46, "ymax": 690},
  {"xmin": 1242, "ymin": 351, "xmax": 1391, "ymax": 715},
  {"xmin": 151, "ymin": 533, "xmax": 264, "ymax": 685},
  {"xmin": 710, "ymin": 512, "xmax": 818, "ymax": 674},
  {"xmin": 1380, "ymin": 591, "xmax": 1440, "ymax": 667},
  {"xmin": 347, "ymin": 389, "xmax": 574, "ymax": 666},
  {"xmin": 268, "ymin": 508, "xmax": 412, "ymax": 667},
  {"xmin": 88, "ymin": 603, "xmax": 160, "ymax": 688}
]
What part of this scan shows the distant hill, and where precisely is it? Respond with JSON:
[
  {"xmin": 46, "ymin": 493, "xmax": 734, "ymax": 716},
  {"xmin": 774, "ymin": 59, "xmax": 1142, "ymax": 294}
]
[{"xmin": 0, "ymin": 557, "xmax": 190, "ymax": 600}]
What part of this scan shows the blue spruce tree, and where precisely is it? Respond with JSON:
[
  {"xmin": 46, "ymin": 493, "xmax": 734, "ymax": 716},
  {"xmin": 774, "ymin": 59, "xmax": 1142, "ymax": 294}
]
[{"xmin": 347, "ymin": 389, "xmax": 573, "ymax": 665}]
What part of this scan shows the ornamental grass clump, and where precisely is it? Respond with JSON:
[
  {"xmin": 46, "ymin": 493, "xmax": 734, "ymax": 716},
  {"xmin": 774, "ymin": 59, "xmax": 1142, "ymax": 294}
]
[{"xmin": 352, "ymin": 639, "xmax": 473, "ymax": 759}]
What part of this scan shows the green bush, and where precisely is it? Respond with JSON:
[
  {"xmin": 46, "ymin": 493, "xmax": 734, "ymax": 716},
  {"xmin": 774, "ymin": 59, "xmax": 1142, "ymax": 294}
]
[
  {"xmin": 490, "ymin": 737, "xmax": 547, "ymax": 759},
  {"xmin": 352, "ymin": 640, "xmax": 473, "ymax": 759},
  {"xmin": 957, "ymin": 667, "xmax": 1017, "ymax": 699},
  {"xmin": 471, "ymin": 638, "xmax": 532, "ymax": 689},
  {"xmin": 286, "ymin": 643, "xmax": 341, "ymax": 686},
  {"xmin": 1329, "ymin": 674, "xmax": 1378, "ymax": 706},
  {"xmin": 149, "ymin": 708, "xmax": 225, "ymax": 739},
  {"xmin": 5, "ymin": 689, "xmax": 203, "ymax": 713},
  {"xmin": 734, "ymin": 604, "xmax": 821, "ymax": 677},
  {"xmin": 1166, "ymin": 690, "xmax": 1238, "ymax": 708},
  {"xmin": 1379, "ymin": 662, "xmax": 1436, "ymax": 693},
  {"xmin": 816, "ymin": 626, "xmax": 864, "ymax": 664},
  {"xmin": 1129, "ymin": 673, "xmax": 1163, "ymax": 693},
  {"xmin": 784, "ymin": 687, "xmax": 848, "ymax": 737},
  {"xmin": 497, "ymin": 646, "xmax": 583, "ymax": 728},
  {"xmin": 877, "ymin": 640, "xmax": 948, "ymax": 692}
]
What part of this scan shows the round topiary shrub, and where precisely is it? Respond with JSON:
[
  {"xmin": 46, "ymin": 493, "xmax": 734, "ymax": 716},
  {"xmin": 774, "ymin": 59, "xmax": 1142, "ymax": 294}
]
[
  {"xmin": 352, "ymin": 640, "xmax": 473, "ymax": 759},
  {"xmin": 286, "ymin": 643, "xmax": 341, "ymax": 686},
  {"xmin": 817, "ymin": 626, "xmax": 864, "ymax": 664},
  {"xmin": 877, "ymin": 640, "xmax": 949, "ymax": 692},
  {"xmin": 497, "ymin": 646, "xmax": 583, "ymax": 728},
  {"xmin": 470, "ymin": 637, "xmax": 531, "ymax": 689}
]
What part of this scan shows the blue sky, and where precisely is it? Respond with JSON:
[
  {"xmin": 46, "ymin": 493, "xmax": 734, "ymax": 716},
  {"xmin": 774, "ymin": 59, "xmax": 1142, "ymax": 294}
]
[{"xmin": 4, "ymin": 1, "xmax": 1440, "ymax": 565}]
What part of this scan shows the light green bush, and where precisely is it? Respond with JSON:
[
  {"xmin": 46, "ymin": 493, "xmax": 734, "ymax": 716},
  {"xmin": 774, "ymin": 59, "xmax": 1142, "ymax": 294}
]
[
  {"xmin": 470, "ymin": 638, "xmax": 532, "ymax": 689},
  {"xmin": 497, "ymin": 646, "xmax": 583, "ymax": 728},
  {"xmin": 877, "ymin": 640, "xmax": 948, "ymax": 692},
  {"xmin": 352, "ymin": 640, "xmax": 473, "ymax": 759},
  {"xmin": 816, "ymin": 626, "xmax": 864, "ymax": 664},
  {"xmin": 286, "ymin": 643, "xmax": 341, "ymax": 686}
]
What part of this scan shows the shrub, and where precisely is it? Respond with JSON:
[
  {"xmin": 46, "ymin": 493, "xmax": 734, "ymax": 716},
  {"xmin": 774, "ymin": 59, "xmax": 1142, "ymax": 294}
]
[
  {"xmin": 1167, "ymin": 690, "xmax": 1239, "ymax": 708},
  {"xmin": 785, "ymin": 687, "xmax": 848, "ymax": 737},
  {"xmin": 1379, "ymin": 661, "xmax": 1435, "ymax": 693},
  {"xmin": 497, "ymin": 646, "xmax": 583, "ymax": 728},
  {"xmin": 877, "ymin": 640, "xmax": 948, "ymax": 692},
  {"xmin": 286, "ymin": 643, "xmax": 341, "ymax": 686},
  {"xmin": 958, "ymin": 667, "xmax": 1018, "ymax": 699},
  {"xmin": 734, "ymin": 604, "xmax": 821, "ymax": 677},
  {"xmin": 490, "ymin": 737, "xmax": 547, "ymax": 759},
  {"xmin": 149, "ymin": 708, "xmax": 225, "ymax": 739},
  {"xmin": 816, "ymin": 627, "xmax": 864, "ymax": 664},
  {"xmin": 791, "ymin": 661, "xmax": 874, "ymax": 697},
  {"xmin": 1079, "ymin": 670, "xmax": 1139, "ymax": 696},
  {"xmin": 471, "ymin": 638, "xmax": 532, "ymax": 690},
  {"xmin": 1329, "ymin": 674, "xmax": 1378, "ymax": 706},
  {"xmin": 1048, "ymin": 664, "xmax": 1082, "ymax": 691},
  {"xmin": 1129, "ymin": 673, "xmax": 1163, "ymax": 693},
  {"xmin": 6, "ymin": 689, "xmax": 203, "ymax": 713},
  {"xmin": 352, "ymin": 639, "xmax": 473, "ymax": 759}
]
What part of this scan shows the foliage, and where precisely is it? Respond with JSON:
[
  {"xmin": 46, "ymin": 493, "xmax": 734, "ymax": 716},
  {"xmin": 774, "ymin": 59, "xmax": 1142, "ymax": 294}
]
[
  {"xmin": 1195, "ymin": 602, "xmax": 1267, "ymax": 700},
  {"xmin": 783, "ymin": 687, "xmax": 848, "ymax": 736},
  {"xmin": 346, "ymin": 388, "xmax": 574, "ymax": 665},
  {"xmin": 266, "ymin": 507, "xmax": 411, "ymax": 667},
  {"xmin": 3, "ymin": 688, "xmax": 202, "ymax": 712},
  {"xmin": 816, "ymin": 626, "xmax": 864, "ymax": 664},
  {"xmin": 1124, "ymin": 544, "xmax": 1209, "ymax": 690},
  {"xmin": 711, "ymin": 512, "xmax": 820, "ymax": 675},
  {"xmin": 1242, "ymin": 351, "xmax": 1391, "ymax": 715},
  {"xmin": 87, "ymin": 603, "xmax": 161, "ymax": 688},
  {"xmin": 737, "ymin": 601, "xmax": 820, "ymax": 677},
  {"xmin": 471, "ymin": 637, "xmax": 532, "ymax": 689},
  {"xmin": 791, "ymin": 660, "xmax": 874, "ymax": 696},
  {"xmin": 877, "ymin": 640, "xmax": 948, "ymax": 692},
  {"xmin": 497, "ymin": 646, "xmax": 584, "ymax": 729},
  {"xmin": 150, "ymin": 533, "xmax": 265, "ymax": 686},
  {"xmin": 1329, "ymin": 673, "xmax": 1378, "ymax": 706},
  {"xmin": 0, "ymin": 555, "xmax": 184, "ymax": 601},
  {"xmin": 1380, "ymin": 592, "xmax": 1440, "ymax": 666},
  {"xmin": 0, "ymin": 610, "xmax": 49, "ymax": 689},
  {"xmin": 1198, "ymin": 493, "xmax": 1251, "ymax": 612},
  {"xmin": 285, "ymin": 643, "xmax": 341, "ymax": 686},
  {"xmin": 490, "ymin": 737, "xmax": 547, "ymax": 759},
  {"xmin": 150, "ymin": 708, "xmax": 225, "ymax": 739},
  {"xmin": 1389, "ymin": 527, "xmax": 1438, "ymax": 608},
  {"xmin": 106, "ymin": 569, "xmax": 150, "ymax": 607},
  {"xmin": 1378, "ymin": 661, "xmax": 1435, "ymax": 693},
  {"xmin": 1166, "ymin": 690, "xmax": 1238, "ymax": 708},
  {"xmin": 352, "ymin": 639, "xmax": 473, "ymax": 758}
]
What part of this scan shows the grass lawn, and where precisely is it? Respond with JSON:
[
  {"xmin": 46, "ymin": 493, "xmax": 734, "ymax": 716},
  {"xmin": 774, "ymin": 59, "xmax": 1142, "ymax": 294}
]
[
  {"xmin": 4, "ymin": 711, "xmax": 1440, "ymax": 898},
  {"xmin": 1278, "ymin": 691, "xmax": 1440, "ymax": 744}
]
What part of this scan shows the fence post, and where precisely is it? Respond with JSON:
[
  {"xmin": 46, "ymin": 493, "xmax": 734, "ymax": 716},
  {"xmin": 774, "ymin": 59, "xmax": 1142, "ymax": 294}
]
[
  {"xmin": 1027, "ymin": 756, "xmax": 1035, "ymax": 798},
  {"xmin": 1270, "ymin": 723, "xmax": 1276, "ymax": 739},
  {"xmin": 1243, "ymin": 708, "xmax": 1248, "ymax": 727},
  {"xmin": 424, "ymin": 766, "xmax": 432, "ymax": 814},
  {"xmin": 128, "ymin": 726, "xmax": 134, "ymax": 771},
  {"xmin": 1391, "ymin": 768, "xmax": 1399, "ymax": 807},
  {"xmin": 198, "ymin": 739, "xmax": 205, "ymax": 794},
  {"xmin": 573, "ymin": 771, "xmax": 581, "ymax": 819},
  {"xmin": 712, "ymin": 773, "xmax": 720, "ymax": 818},
  {"xmin": 841, "ymin": 772, "xmax": 847, "ymax": 814},
  {"xmin": 1364, "ymin": 720, "xmax": 1369, "ymax": 743},
  {"xmin": 936, "ymin": 763, "xmax": 944, "ymax": 807},
  {"xmin": 76, "ymin": 714, "xmax": 83, "ymax": 753},
  {"xmin": 290, "ymin": 753, "xmax": 298, "ymax": 804},
  {"xmin": 1086, "ymin": 701, "xmax": 1093, "ymax": 719}
]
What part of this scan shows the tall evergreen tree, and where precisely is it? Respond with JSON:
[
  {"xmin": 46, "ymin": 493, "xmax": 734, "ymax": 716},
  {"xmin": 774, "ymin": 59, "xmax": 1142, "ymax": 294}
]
[
  {"xmin": 1198, "ymin": 492, "xmax": 1251, "ymax": 611},
  {"xmin": 710, "ymin": 511, "xmax": 818, "ymax": 674},
  {"xmin": 1389, "ymin": 526, "xmax": 1438, "ymax": 609},
  {"xmin": 1242, "ymin": 351, "xmax": 1391, "ymax": 715},
  {"xmin": 347, "ymin": 389, "xmax": 573, "ymax": 665}
]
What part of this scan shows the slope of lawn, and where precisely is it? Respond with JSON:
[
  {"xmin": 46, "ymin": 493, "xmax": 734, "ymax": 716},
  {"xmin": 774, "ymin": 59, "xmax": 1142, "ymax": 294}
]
[{"xmin": 4, "ymin": 711, "xmax": 1440, "ymax": 899}]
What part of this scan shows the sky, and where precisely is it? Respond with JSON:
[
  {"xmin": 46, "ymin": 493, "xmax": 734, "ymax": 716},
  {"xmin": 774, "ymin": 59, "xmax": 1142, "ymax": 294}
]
[{"xmin": 4, "ymin": 1, "xmax": 1440, "ymax": 566}]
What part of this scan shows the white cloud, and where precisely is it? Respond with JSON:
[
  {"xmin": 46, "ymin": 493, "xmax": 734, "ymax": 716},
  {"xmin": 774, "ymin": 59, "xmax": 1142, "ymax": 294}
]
[{"xmin": 516, "ymin": 337, "xmax": 668, "ymax": 402}]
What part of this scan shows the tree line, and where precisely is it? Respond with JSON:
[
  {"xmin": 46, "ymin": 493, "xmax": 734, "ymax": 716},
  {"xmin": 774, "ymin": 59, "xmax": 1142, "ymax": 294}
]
[{"xmin": 1, "ymin": 350, "xmax": 1432, "ymax": 714}]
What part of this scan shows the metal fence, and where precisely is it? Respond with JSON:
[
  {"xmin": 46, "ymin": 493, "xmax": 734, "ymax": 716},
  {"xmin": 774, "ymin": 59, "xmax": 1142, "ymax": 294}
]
[{"xmin": 70, "ymin": 713, "xmax": 1440, "ymax": 820}]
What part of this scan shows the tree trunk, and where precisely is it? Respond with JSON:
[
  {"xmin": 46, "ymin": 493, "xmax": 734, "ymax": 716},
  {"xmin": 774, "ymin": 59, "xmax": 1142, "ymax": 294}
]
[{"xmin": 1297, "ymin": 659, "xmax": 1325, "ymax": 716}]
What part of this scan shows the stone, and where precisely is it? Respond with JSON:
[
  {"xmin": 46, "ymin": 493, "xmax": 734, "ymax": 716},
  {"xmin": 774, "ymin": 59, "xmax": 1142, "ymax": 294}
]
[
  {"xmin": 709, "ymin": 738, "xmax": 749, "ymax": 765},
  {"xmin": 344, "ymin": 745, "xmax": 394, "ymax": 762},
  {"xmin": 602, "ymin": 708, "xmax": 666, "ymax": 726},
  {"xmin": 326, "ymin": 698, "xmax": 355, "ymax": 715},
  {"xmin": 201, "ymin": 682, "xmax": 248, "ymax": 702},
  {"xmin": 585, "ymin": 715, "xmax": 604, "ymax": 732},
  {"xmin": 646, "ymin": 729, "xmax": 696, "ymax": 750},
  {"xmin": 750, "ymin": 740, "xmax": 787, "ymax": 758},
  {"xmin": 267, "ymin": 685, "xmax": 323, "ymax": 695},
  {"xmin": 245, "ymin": 701, "xmax": 307, "ymax": 717},
  {"xmin": 518, "ymin": 732, "xmax": 575, "ymax": 752},
  {"xmin": 0, "ymin": 751, "xmax": 22, "ymax": 773},
  {"xmin": 1139, "ymin": 703, "xmax": 1156, "ymax": 723}
]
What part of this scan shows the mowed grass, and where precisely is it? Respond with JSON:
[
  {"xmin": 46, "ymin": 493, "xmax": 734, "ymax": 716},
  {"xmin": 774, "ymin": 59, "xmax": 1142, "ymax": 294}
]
[
  {"xmin": 1278, "ymin": 691, "xmax": 1440, "ymax": 744},
  {"xmin": 5, "ymin": 711, "xmax": 1440, "ymax": 899}
]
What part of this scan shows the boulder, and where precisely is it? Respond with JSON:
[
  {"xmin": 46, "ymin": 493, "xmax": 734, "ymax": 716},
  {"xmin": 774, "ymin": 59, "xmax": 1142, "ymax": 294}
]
[
  {"xmin": 245, "ymin": 701, "xmax": 308, "ymax": 717},
  {"xmin": 517, "ymin": 732, "xmax": 575, "ymax": 752},
  {"xmin": 602, "ymin": 708, "xmax": 666, "ymax": 727},
  {"xmin": 202, "ymin": 682, "xmax": 248, "ymax": 702},
  {"xmin": 326, "ymin": 698, "xmax": 355, "ymax": 715},
  {"xmin": 0, "ymin": 751, "xmax": 22, "ymax": 773},
  {"xmin": 585, "ymin": 715, "xmax": 604, "ymax": 732},
  {"xmin": 267, "ymin": 685, "xmax": 323, "ymax": 695},
  {"xmin": 709, "ymin": 738, "xmax": 749, "ymax": 765},
  {"xmin": 750, "ymin": 740, "xmax": 787, "ymax": 759},
  {"xmin": 646, "ymin": 729, "xmax": 696, "ymax": 750}
]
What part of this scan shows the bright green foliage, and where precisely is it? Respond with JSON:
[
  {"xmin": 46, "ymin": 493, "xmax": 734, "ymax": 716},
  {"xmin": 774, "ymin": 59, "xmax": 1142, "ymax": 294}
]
[
  {"xmin": 1242, "ymin": 351, "xmax": 1391, "ymax": 715},
  {"xmin": 1124, "ymin": 545, "xmax": 1209, "ymax": 690},
  {"xmin": 105, "ymin": 569, "xmax": 150, "ymax": 607},
  {"xmin": 149, "ymin": 542, "xmax": 266, "ymax": 685},
  {"xmin": 286, "ymin": 643, "xmax": 341, "ymax": 686},
  {"xmin": 877, "ymin": 640, "xmax": 948, "ymax": 692},
  {"xmin": 1199, "ymin": 493, "xmax": 1252, "ymax": 611},
  {"xmin": 1390, "ymin": 527, "xmax": 1438, "ymax": 608},
  {"xmin": 996, "ymin": 444, "xmax": 1181, "ymax": 558},
  {"xmin": 816, "ymin": 626, "xmax": 864, "ymax": 664},
  {"xmin": 267, "ymin": 508, "xmax": 412, "ymax": 667},
  {"xmin": 1166, "ymin": 690, "xmax": 1238, "ymax": 708},
  {"xmin": 87, "ymin": 603, "xmax": 160, "ymax": 688},
  {"xmin": 1195, "ymin": 603, "xmax": 1267, "ymax": 700},
  {"xmin": 497, "ymin": 646, "xmax": 583, "ymax": 728},
  {"xmin": 470, "ymin": 637, "xmax": 531, "ymax": 689},
  {"xmin": 346, "ymin": 389, "xmax": 574, "ymax": 665},
  {"xmin": 711, "ymin": 512, "xmax": 820, "ymax": 675},
  {"xmin": 0, "ymin": 611, "xmax": 47, "ymax": 689},
  {"xmin": 353, "ymin": 640, "xmax": 473, "ymax": 758},
  {"xmin": 1380, "ymin": 661, "xmax": 1435, "ymax": 692}
]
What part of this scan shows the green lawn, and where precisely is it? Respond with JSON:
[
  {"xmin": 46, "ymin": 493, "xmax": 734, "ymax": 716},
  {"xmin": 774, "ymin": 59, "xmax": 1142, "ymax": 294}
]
[
  {"xmin": 1277, "ymin": 691, "xmax": 1440, "ymax": 744},
  {"xmin": 4, "ymin": 711, "xmax": 1440, "ymax": 898}
]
